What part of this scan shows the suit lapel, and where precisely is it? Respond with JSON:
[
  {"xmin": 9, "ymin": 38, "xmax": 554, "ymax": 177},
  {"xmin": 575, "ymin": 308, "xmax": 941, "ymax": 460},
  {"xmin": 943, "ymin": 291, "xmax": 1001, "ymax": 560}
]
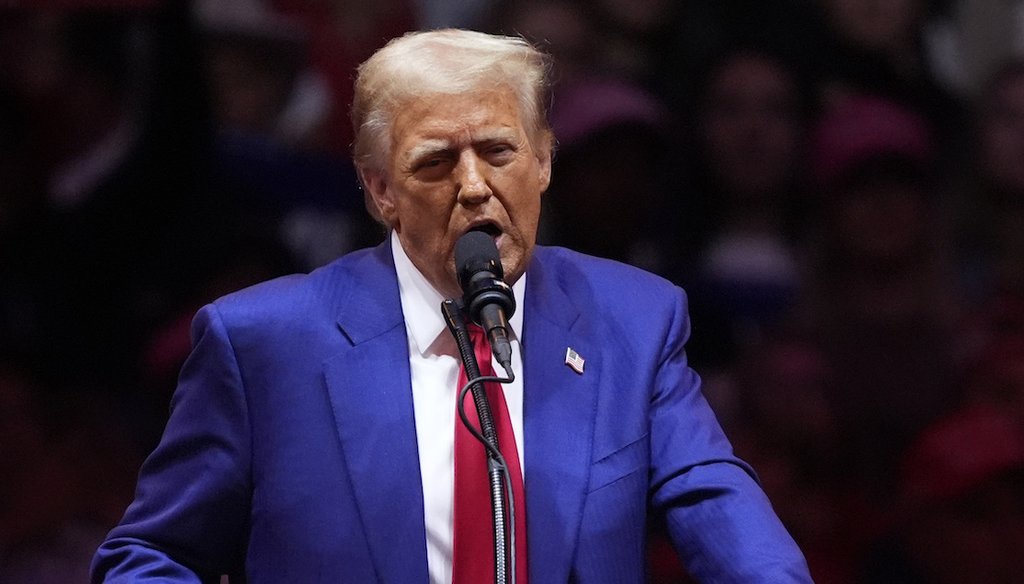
[
  {"xmin": 523, "ymin": 249, "xmax": 600, "ymax": 583},
  {"xmin": 323, "ymin": 241, "xmax": 430, "ymax": 583},
  {"xmin": 320, "ymin": 243, "xmax": 601, "ymax": 583}
]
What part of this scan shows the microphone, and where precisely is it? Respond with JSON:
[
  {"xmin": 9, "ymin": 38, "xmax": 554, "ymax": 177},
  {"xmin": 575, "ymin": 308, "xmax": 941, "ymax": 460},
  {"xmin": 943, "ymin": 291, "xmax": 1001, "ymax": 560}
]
[{"xmin": 455, "ymin": 230, "xmax": 516, "ymax": 377}]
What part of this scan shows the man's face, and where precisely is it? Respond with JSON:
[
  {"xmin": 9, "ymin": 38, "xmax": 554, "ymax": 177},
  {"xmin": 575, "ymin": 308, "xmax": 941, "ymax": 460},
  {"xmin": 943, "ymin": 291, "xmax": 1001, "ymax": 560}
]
[
  {"xmin": 363, "ymin": 88, "xmax": 552, "ymax": 298},
  {"xmin": 701, "ymin": 53, "xmax": 801, "ymax": 199}
]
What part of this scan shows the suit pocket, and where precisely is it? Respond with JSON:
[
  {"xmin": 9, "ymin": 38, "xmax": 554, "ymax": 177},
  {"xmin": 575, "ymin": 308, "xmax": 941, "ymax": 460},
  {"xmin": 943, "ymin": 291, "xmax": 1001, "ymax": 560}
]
[{"xmin": 587, "ymin": 432, "xmax": 650, "ymax": 492}]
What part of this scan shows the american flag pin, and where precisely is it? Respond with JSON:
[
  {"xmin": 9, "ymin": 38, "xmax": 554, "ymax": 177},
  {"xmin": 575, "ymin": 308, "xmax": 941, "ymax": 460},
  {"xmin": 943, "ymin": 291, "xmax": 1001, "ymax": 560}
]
[{"xmin": 564, "ymin": 347, "xmax": 585, "ymax": 374}]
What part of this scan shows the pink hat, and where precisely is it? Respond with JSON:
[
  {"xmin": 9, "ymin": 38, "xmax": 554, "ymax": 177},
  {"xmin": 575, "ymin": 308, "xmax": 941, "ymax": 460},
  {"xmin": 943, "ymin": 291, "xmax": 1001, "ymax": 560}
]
[
  {"xmin": 810, "ymin": 94, "xmax": 935, "ymax": 188},
  {"xmin": 550, "ymin": 76, "xmax": 669, "ymax": 147}
]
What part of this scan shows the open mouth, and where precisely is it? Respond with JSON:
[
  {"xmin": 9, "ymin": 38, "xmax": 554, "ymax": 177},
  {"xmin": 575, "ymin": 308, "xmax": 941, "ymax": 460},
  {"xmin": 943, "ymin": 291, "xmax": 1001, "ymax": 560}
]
[{"xmin": 467, "ymin": 222, "xmax": 502, "ymax": 239}]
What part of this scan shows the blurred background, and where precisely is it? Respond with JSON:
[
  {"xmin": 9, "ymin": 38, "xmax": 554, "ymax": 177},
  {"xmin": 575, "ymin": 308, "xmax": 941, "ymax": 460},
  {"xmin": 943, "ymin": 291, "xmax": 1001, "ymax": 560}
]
[{"xmin": 2, "ymin": 0, "xmax": 1024, "ymax": 582}]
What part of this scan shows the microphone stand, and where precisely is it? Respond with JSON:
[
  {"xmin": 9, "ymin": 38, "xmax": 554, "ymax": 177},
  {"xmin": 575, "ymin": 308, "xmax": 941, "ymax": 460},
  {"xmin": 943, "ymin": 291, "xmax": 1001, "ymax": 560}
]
[{"xmin": 442, "ymin": 299, "xmax": 514, "ymax": 584}]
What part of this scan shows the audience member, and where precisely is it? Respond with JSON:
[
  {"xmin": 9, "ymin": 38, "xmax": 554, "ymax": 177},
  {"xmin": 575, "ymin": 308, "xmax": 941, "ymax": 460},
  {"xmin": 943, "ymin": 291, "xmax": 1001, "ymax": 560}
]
[
  {"xmin": 196, "ymin": 0, "xmax": 377, "ymax": 272},
  {"xmin": 811, "ymin": 0, "xmax": 965, "ymax": 150},
  {"xmin": 859, "ymin": 404, "xmax": 1024, "ymax": 583},
  {"xmin": 544, "ymin": 76, "xmax": 675, "ymax": 275},
  {"xmin": 0, "ymin": 3, "xmax": 301, "ymax": 452},
  {"xmin": 727, "ymin": 336, "xmax": 875, "ymax": 584},
  {"xmin": 796, "ymin": 94, "xmax": 963, "ymax": 495},
  {"xmin": 655, "ymin": 0, "xmax": 820, "ymax": 107},
  {"xmin": 680, "ymin": 44, "xmax": 813, "ymax": 368},
  {"xmin": 0, "ymin": 8, "xmax": 221, "ymax": 393}
]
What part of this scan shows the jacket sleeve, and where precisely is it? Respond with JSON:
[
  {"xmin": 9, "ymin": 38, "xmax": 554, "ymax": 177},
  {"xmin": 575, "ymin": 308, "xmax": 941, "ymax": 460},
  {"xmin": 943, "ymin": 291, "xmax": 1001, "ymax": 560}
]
[
  {"xmin": 650, "ymin": 288, "xmax": 814, "ymax": 583},
  {"xmin": 91, "ymin": 304, "xmax": 252, "ymax": 583}
]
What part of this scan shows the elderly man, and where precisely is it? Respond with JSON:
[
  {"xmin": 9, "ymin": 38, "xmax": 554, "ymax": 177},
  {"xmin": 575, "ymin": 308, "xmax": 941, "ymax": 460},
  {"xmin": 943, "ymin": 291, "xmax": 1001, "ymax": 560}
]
[{"xmin": 92, "ymin": 30, "xmax": 811, "ymax": 583}]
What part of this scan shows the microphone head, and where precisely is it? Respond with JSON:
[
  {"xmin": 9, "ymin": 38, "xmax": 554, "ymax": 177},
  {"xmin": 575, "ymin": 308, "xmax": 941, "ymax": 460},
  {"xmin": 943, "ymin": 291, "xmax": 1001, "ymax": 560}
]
[
  {"xmin": 455, "ymin": 229, "xmax": 503, "ymax": 283},
  {"xmin": 454, "ymin": 230, "xmax": 515, "ymax": 321}
]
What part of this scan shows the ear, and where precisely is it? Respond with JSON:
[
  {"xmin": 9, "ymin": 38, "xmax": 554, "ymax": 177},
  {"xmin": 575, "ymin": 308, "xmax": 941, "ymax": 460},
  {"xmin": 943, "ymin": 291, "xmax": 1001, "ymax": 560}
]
[
  {"xmin": 536, "ymin": 130, "xmax": 553, "ymax": 193},
  {"xmin": 359, "ymin": 167, "xmax": 398, "ymax": 227}
]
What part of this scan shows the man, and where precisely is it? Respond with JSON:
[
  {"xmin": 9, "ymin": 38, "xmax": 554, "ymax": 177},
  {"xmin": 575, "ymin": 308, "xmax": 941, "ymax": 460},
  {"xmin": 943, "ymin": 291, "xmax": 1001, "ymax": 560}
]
[{"xmin": 92, "ymin": 29, "xmax": 811, "ymax": 583}]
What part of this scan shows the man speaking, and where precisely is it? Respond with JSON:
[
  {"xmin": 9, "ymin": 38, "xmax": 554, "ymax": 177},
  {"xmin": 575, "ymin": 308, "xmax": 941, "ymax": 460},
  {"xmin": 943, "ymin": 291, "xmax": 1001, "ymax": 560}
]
[{"xmin": 92, "ymin": 29, "xmax": 812, "ymax": 583}]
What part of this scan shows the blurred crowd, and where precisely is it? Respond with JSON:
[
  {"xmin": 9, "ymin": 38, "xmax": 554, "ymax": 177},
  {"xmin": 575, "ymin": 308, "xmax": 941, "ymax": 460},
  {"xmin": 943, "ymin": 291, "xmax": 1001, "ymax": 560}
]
[{"xmin": 2, "ymin": 0, "xmax": 1024, "ymax": 582}]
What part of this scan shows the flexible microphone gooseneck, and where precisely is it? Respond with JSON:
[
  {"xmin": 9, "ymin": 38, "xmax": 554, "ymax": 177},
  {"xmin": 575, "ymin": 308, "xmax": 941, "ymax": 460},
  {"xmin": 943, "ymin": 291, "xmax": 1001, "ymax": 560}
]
[
  {"xmin": 441, "ymin": 299, "xmax": 516, "ymax": 584},
  {"xmin": 454, "ymin": 230, "xmax": 516, "ymax": 378}
]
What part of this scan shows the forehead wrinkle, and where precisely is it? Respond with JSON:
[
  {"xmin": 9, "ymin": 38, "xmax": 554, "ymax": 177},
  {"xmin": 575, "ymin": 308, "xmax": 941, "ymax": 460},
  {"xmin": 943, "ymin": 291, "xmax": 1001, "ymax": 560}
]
[{"xmin": 472, "ymin": 126, "xmax": 520, "ymax": 144}]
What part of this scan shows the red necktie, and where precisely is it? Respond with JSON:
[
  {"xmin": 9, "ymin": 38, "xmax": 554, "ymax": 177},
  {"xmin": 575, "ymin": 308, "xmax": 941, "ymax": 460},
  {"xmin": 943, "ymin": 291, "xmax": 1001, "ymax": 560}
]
[{"xmin": 452, "ymin": 325, "xmax": 527, "ymax": 584}]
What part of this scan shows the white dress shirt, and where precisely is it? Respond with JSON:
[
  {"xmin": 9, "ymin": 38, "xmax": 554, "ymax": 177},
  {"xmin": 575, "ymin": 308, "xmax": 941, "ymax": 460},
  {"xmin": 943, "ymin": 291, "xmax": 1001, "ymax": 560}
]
[{"xmin": 390, "ymin": 231, "xmax": 526, "ymax": 584}]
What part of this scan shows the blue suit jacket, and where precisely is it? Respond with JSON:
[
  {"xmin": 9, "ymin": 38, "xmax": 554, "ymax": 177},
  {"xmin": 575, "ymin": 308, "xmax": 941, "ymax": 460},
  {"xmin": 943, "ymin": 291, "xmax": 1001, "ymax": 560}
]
[{"xmin": 92, "ymin": 241, "xmax": 811, "ymax": 583}]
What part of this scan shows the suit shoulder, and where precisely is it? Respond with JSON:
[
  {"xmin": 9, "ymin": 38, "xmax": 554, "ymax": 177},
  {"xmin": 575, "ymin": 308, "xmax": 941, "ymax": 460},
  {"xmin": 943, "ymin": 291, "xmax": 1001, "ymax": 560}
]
[
  {"xmin": 533, "ymin": 246, "xmax": 682, "ymax": 301},
  {"xmin": 209, "ymin": 245, "xmax": 380, "ymax": 329}
]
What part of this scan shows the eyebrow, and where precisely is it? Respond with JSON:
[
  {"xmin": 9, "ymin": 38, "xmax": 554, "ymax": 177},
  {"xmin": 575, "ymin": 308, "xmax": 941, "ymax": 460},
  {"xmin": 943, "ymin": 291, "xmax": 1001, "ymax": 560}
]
[
  {"xmin": 403, "ymin": 128, "xmax": 520, "ymax": 163},
  {"xmin": 405, "ymin": 139, "xmax": 453, "ymax": 164}
]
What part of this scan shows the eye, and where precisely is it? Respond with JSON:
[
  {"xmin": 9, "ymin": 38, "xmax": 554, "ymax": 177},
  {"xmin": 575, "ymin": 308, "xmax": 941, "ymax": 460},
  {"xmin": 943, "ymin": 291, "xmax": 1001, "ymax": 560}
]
[
  {"xmin": 413, "ymin": 153, "xmax": 455, "ymax": 179},
  {"xmin": 484, "ymin": 143, "xmax": 515, "ymax": 164}
]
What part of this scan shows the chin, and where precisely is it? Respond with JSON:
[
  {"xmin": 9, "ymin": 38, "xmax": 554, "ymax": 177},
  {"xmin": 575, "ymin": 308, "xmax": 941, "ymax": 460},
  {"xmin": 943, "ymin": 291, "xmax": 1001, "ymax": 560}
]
[{"xmin": 501, "ymin": 249, "xmax": 530, "ymax": 285}]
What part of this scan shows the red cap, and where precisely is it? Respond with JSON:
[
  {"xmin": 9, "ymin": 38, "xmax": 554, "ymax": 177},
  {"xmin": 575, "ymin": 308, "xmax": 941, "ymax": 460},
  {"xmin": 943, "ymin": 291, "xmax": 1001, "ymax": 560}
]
[{"xmin": 900, "ymin": 404, "xmax": 1024, "ymax": 509}]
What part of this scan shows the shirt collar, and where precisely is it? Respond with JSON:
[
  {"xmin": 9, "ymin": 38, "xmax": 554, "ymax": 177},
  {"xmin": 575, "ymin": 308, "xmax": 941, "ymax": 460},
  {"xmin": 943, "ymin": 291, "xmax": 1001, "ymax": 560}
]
[{"xmin": 391, "ymin": 230, "xmax": 525, "ymax": 357}]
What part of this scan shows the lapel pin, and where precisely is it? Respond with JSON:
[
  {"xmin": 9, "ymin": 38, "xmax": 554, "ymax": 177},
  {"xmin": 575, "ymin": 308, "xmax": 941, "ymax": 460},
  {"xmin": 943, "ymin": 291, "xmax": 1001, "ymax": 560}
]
[{"xmin": 564, "ymin": 347, "xmax": 585, "ymax": 374}]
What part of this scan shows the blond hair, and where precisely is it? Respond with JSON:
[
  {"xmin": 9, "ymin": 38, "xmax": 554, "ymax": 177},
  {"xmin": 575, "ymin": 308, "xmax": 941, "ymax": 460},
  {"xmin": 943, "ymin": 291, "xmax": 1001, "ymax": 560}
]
[{"xmin": 351, "ymin": 29, "xmax": 552, "ymax": 177}]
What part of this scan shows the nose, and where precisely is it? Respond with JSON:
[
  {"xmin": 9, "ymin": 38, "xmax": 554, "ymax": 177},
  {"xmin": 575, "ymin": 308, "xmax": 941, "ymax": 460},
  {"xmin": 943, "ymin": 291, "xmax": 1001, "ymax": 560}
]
[{"xmin": 455, "ymin": 151, "xmax": 492, "ymax": 205}]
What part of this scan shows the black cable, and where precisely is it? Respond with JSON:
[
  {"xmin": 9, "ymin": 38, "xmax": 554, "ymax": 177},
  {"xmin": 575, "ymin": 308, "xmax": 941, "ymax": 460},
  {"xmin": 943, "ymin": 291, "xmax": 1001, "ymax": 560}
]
[
  {"xmin": 457, "ymin": 373, "xmax": 518, "ymax": 584},
  {"xmin": 456, "ymin": 374, "xmax": 512, "ymax": 461}
]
